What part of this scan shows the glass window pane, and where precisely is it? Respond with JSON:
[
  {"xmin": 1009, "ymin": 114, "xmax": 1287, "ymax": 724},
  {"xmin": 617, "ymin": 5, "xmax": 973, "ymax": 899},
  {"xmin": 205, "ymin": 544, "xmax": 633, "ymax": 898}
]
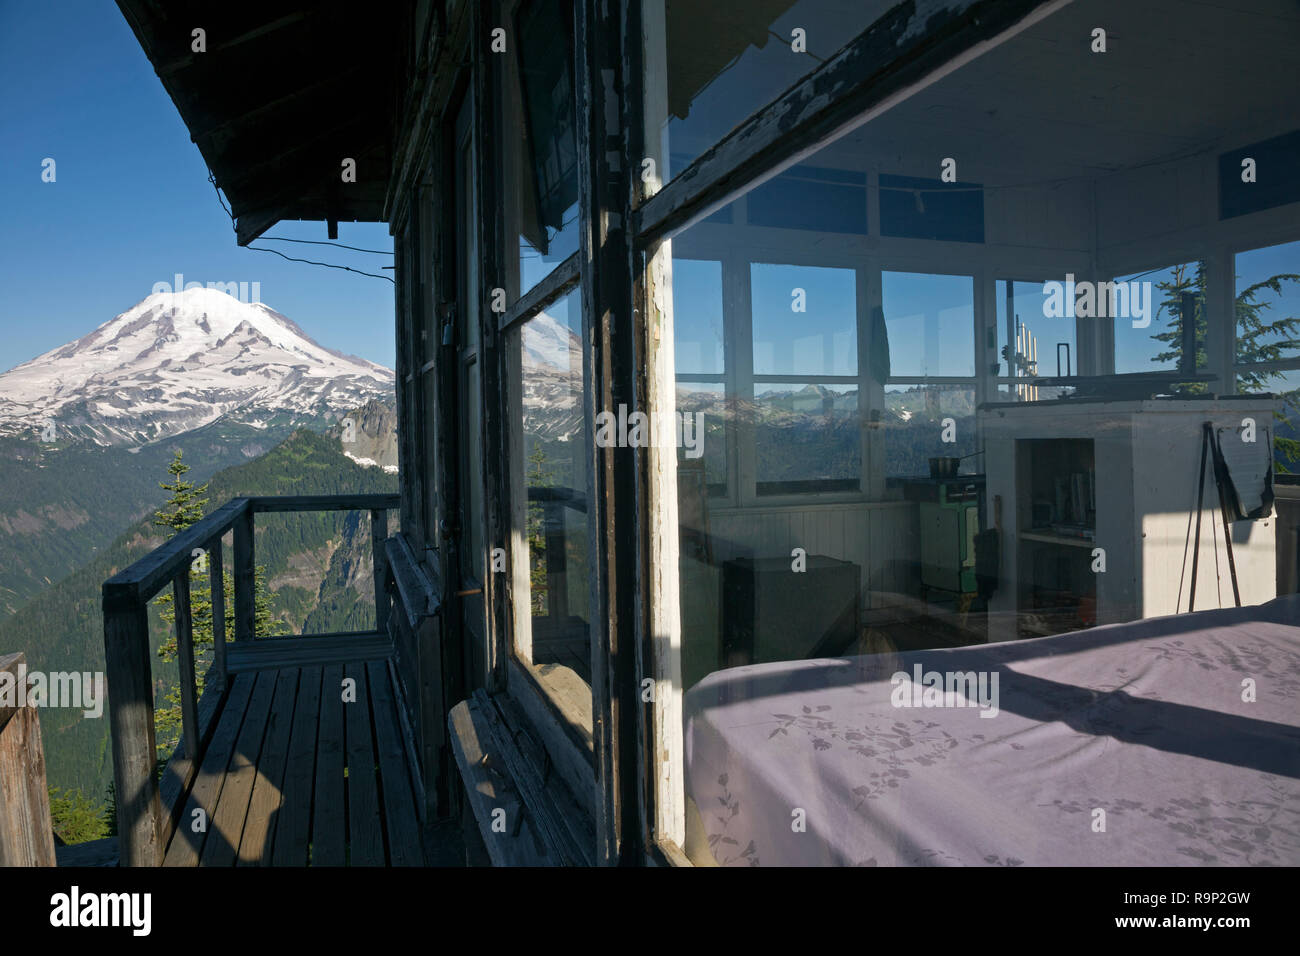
[
  {"xmin": 1237, "ymin": 368, "xmax": 1300, "ymax": 475},
  {"xmin": 881, "ymin": 272, "xmax": 975, "ymax": 377},
  {"xmin": 506, "ymin": 0, "xmax": 580, "ymax": 297},
  {"xmin": 751, "ymin": 264, "xmax": 856, "ymax": 376},
  {"xmin": 882, "ymin": 384, "xmax": 976, "ymax": 478},
  {"xmin": 1235, "ymin": 240, "xmax": 1300, "ymax": 366},
  {"xmin": 754, "ymin": 382, "xmax": 859, "ymax": 494},
  {"xmin": 995, "ymin": 279, "xmax": 1077, "ymax": 402},
  {"xmin": 1112, "ymin": 262, "xmax": 1205, "ymax": 375},
  {"xmin": 673, "ymin": 258, "xmax": 725, "ymax": 374},
  {"xmin": 514, "ymin": 288, "xmax": 592, "ymax": 713},
  {"xmin": 879, "ymin": 174, "xmax": 983, "ymax": 243},
  {"xmin": 644, "ymin": 1, "xmax": 906, "ymax": 185},
  {"xmin": 650, "ymin": 0, "xmax": 1300, "ymax": 869},
  {"xmin": 676, "ymin": 382, "xmax": 728, "ymax": 496},
  {"xmin": 996, "ymin": 279, "xmax": 1077, "ymax": 378}
]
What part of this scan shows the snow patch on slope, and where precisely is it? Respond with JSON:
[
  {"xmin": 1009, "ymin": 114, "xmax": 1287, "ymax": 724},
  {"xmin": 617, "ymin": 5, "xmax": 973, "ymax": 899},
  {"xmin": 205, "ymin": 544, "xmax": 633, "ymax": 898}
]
[{"xmin": 0, "ymin": 288, "xmax": 394, "ymax": 445}]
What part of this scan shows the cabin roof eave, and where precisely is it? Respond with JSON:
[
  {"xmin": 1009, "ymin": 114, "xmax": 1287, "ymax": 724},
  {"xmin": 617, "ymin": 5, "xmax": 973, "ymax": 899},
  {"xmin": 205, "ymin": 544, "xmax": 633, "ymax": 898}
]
[{"xmin": 116, "ymin": 0, "xmax": 400, "ymax": 245}]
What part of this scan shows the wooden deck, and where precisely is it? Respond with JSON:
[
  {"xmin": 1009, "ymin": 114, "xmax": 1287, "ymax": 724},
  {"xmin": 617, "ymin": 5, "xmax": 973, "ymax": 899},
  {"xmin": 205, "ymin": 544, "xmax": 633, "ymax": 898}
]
[{"xmin": 162, "ymin": 650, "xmax": 425, "ymax": 866}]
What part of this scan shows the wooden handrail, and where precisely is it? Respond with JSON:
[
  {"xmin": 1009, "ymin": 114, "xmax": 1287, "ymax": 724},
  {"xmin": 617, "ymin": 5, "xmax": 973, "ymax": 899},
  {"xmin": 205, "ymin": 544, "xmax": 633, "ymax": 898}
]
[
  {"xmin": 104, "ymin": 494, "xmax": 400, "ymax": 601},
  {"xmin": 102, "ymin": 492, "xmax": 400, "ymax": 865},
  {"xmin": 104, "ymin": 498, "xmax": 250, "ymax": 607},
  {"xmin": 248, "ymin": 493, "xmax": 399, "ymax": 513}
]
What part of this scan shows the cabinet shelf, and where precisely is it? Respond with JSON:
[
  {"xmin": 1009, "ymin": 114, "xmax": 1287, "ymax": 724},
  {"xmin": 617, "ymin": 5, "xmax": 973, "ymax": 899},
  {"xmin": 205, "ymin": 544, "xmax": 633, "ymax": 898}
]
[{"xmin": 1019, "ymin": 530, "xmax": 1095, "ymax": 549}]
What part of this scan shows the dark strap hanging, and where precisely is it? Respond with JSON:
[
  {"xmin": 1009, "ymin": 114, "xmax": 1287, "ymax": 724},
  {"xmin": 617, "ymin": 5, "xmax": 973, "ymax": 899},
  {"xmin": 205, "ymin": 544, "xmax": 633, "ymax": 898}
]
[{"xmin": 1189, "ymin": 422, "xmax": 1243, "ymax": 610}]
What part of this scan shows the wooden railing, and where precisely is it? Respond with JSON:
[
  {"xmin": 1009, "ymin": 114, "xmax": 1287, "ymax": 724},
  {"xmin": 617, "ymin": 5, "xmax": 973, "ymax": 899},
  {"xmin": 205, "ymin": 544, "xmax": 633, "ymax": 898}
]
[
  {"xmin": 0, "ymin": 652, "xmax": 57, "ymax": 866},
  {"xmin": 101, "ymin": 493, "xmax": 399, "ymax": 866}
]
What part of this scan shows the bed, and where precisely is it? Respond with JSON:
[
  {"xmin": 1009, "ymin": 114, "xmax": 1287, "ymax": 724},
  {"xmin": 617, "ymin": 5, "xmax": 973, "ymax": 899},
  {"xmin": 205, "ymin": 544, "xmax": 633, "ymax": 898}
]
[{"xmin": 684, "ymin": 596, "xmax": 1300, "ymax": 865}]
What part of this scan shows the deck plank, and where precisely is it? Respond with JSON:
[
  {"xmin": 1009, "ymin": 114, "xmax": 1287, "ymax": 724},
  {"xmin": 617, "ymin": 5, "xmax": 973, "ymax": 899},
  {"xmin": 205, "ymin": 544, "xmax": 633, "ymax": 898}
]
[
  {"xmin": 311, "ymin": 663, "xmax": 346, "ymax": 865},
  {"xmin": 345, "ymin": 663, "xmax": 385, "ymax": 866},
  {"xmin": 237, "ymin": 669, "xmax": 299, "ymax": 865},
  {"xmin": 367, "ymin": 661, "xmax": 423, "ymax": 866},
  {"xmin": 157, "ymin": 648, "xmax": 432, "ymax": 867},
  {"xmin": 270, "ymin": 665, "xmax": 321, "ymax": 866},
  {"xmin": 201, "ymin": 670, "xmax": 277, "ymax": 866},
  {"xmin": 226, "ymin": 634, "xmax": 392, "ymax": 673},
  {"xmin": 163, "ymin": 673, "xmax": 256, "ymax": 867}
]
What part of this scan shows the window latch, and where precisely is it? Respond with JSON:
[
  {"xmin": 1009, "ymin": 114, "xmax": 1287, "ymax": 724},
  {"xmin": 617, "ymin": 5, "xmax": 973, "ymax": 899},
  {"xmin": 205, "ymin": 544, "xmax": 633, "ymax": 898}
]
[{"xmin": 441, "ymin": 303, "xmax": 456, "ymax": 346}]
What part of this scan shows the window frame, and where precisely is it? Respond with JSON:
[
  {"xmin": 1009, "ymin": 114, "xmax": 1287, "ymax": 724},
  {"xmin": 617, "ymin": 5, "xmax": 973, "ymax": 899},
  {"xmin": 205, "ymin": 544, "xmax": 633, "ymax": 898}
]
[
  {"xmin": 1229, "ymin": 234, "xmax": 1300, "ymax": 380},
  {"xmin": 485, "ymin": 0, "xmax": 609, "ymax": 849}
]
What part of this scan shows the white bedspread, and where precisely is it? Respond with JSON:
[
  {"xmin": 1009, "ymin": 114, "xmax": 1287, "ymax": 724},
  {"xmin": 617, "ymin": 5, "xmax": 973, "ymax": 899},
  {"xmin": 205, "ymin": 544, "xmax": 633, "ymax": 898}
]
[{"xmin": 684, "ymin": 597, "xmax": 1300, "ymax": 865}]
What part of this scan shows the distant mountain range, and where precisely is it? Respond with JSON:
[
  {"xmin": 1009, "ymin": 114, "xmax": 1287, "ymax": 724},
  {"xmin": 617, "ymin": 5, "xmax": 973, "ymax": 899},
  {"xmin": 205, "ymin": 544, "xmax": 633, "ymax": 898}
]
[
  {"xmin": 0, "ymin": 289, "xmax": 403, "ymax": 825},
  {"xmin": 0, "ymin": 426, "xmax": 398, "ymax": 801},
  {"xmin": 521, "ymin": 311, "xmax": 586, "ymax": 448},
  {"xmin": 0, "ymin": 290, "xmax": 396, "ymax": 616},
  {"xmin": 0, "ymin": 287, "xmax": 392, "ymax": 446},
  {"xmin": 0, "ymin": 287, "xmax": 403, "ymax": 808}
]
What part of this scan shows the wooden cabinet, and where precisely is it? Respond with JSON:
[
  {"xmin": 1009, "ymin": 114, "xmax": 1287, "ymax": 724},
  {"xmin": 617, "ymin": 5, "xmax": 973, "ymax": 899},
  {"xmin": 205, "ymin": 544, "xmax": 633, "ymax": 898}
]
[{"xmin": 979, "ymin": 399, "xmax": 1278, "ymax": 641}]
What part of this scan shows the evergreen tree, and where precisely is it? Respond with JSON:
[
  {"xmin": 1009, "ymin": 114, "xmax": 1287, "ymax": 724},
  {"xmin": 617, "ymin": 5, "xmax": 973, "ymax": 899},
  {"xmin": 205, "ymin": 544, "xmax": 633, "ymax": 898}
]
[
  {"xmin": 48, "ymin": 786, "xmax": 110, "ymax": 844},
  {"xmin": 527, "ymin": 444, "xmax": 554, "ymax": 616},
  {"xmin": 1148, "ymin": 264, "xmax": 1300, "ymax": 470},
  {"xmin": 154, "ymin": 450, "xmax": 208, "ymax": 532},
  {"xmin": 151, "ymin": 451, "xmax": 288, "ymax": 758}
]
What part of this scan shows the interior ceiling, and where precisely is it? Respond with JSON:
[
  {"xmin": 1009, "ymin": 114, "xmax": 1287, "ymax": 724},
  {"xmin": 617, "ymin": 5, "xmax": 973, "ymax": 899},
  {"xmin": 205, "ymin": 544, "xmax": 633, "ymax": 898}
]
[
  {"xmin": 826, "ymin": 0, "xmax": 1300, "ymax": 182},
  {"xmin": 117, "ymin": 0, "xmax": 399, "ymax": 245}
]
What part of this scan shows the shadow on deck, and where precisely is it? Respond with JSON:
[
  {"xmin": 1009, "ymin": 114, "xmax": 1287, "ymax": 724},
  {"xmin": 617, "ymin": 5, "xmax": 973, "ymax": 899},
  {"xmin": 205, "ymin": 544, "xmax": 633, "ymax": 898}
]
[
  {"xmin": 102, "ymin": 494, "xmax": 463, "ymax": 867},
  {"xmin": 163, "ymin": 642, "xmax": 424, "ymax": 866}
]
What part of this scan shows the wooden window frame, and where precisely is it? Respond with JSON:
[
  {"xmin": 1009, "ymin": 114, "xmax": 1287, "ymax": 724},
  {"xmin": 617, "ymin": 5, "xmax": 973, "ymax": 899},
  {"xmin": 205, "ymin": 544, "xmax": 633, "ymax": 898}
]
[{"xmin": 473, "ymin": 0, "xmax": 611, "ymax": 854}]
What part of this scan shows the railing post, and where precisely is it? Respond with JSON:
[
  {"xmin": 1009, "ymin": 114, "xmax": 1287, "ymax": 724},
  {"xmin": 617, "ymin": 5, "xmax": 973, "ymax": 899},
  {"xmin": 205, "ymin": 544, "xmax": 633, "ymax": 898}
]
[
  {"xmin": 233, "ymin": 504, "xmax": 255, "ymax": 641},
  {"xmin": 372, "ymin": 509, "xmax": 389, "ymax": 634},
  {"xmin": 103, "ymin": 592, "xmax": 163, "ymax": 866},
  {"xmin": 210, "ymin": 536, "xmax": 227, "ymax": 682},
  {"xmin": 544, "ymin": 499, "xmax": 568, "ymax": 622},
  {"xmin": 0, "ymin": 652, "xmax": 57, "ymax": 866},
  {"xmin": 173, "ymin": 571, "xmax": 199, "ymax": 760}
]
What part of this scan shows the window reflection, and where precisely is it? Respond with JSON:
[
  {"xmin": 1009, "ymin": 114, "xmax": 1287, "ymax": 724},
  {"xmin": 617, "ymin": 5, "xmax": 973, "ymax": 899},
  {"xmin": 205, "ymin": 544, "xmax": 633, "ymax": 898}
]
[
  {"xmin": 506, "ymin": 0, "xmax": 580, "ymax": 296},
  {"xmin": 996, "ymin": 279, "xmax": 1078, "ymax": 401},
  {"xmin": 649, "ymin": 0, "xmax": 1300, "ymax": 870},
  {"xmin": 755, "ymin": 383, "xmax": 859, "ymax": 494},
  {"xmin": 512, "ymin": 288, "xmax": 592, "ymax": 725},
  {"xmin": 644, "ymin": 1, "xmax": 898, "ymax": 185},
  {"xmin": 1112, "ymin": 262, "xmax": 1206, "ymax": 376},
  {"xmin": 751, "ymin": 264, "xmax": 856, "ymax": 376},
  {"xmin": 1234, "ymin": 241, "xmax": 1300, "ymax": 473},
  {"xmin": 881, "ymin": 272, "xmax": 975, "ymax": 378}
]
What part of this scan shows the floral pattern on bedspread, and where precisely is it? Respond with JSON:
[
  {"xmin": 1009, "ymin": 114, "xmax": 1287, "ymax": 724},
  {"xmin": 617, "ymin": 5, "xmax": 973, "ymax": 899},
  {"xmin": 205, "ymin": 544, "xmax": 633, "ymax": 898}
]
[{"xmin": 684, "ymin": 599, "xmax": 1300, "ymax": 866}]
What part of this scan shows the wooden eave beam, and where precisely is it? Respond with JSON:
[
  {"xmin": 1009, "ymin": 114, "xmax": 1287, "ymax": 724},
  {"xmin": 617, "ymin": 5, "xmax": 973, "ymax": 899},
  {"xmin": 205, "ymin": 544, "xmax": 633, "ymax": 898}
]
[{"xmin": 154, "ymin": 10, "xmax": 316, "ymax": 76}]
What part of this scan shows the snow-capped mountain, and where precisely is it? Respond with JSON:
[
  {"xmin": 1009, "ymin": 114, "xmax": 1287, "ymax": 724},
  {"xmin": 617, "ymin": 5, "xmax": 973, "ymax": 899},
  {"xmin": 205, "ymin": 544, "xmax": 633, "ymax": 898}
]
[
  {"xmin": 520, "ymin": 309, "xmax": 585, "ymax": 444},
  {"xmin": 522, "ymin": 308, "xmax": 582, "ymax": 373},
  {"xmin": 0, "ymin": 288, "xmax": 394, "ymax": 446}
]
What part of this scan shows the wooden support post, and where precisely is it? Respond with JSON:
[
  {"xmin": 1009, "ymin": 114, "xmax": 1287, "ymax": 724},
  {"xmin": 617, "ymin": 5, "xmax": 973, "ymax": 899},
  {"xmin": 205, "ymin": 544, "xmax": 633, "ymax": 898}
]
[
  {"xmin": 103, "ymin": 597, "xmax": 163, "ymax": 866},
  {"xmin": 233, "ymin": 506, "xmax": 255, "ymax": 641},
  {"xmin": 0, "ymin": 653, "xmax": 58, "ymax": 866},
  {"xmin": 544, "ymin": 500, "xmax": 568, "ymax": 622},
  {"xmin": 372, "ymin": 509, "xmax": 390, "ymax": 634},
  {"xmin": 210, "ymin": 536, "xmax": 227, "ymax": 682},
  {"xmin": 576, "ymin": 0, "xmax": 643, "ymax": 865},
  {"xmin": 173, "ymin": 571, "xmax": 199, "ymax": 760}
]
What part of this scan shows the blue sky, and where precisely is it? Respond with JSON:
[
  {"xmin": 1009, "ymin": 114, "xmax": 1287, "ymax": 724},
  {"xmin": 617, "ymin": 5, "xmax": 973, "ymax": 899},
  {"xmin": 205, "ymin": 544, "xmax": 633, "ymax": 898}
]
[{"xmin": 0, "ymin": 0, "xmax": 396, "ymax": 373}]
